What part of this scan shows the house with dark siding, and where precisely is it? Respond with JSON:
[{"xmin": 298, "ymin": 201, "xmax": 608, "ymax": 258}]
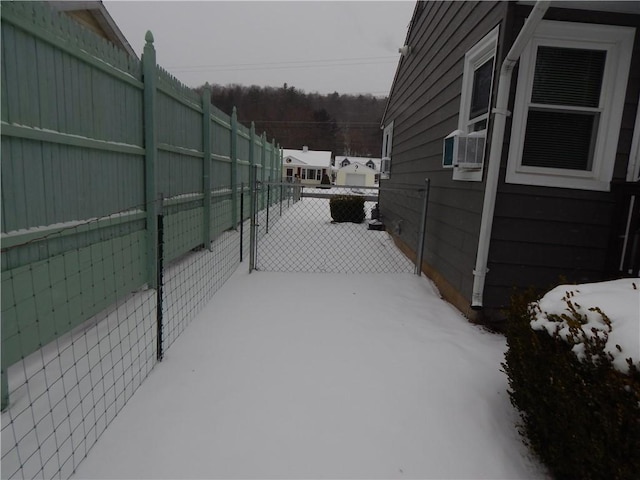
[{"xmin": 380, "ymin": 1, "xmax": 640, "ymax": 328}]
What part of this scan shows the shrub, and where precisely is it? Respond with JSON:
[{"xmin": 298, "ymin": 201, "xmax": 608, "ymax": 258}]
[
  {"xmin": 503, "ymin": 289, "xmax": 640, "ymax": 480},
  {"xmin": 329, "ymin": 195, "xmax": 365, "ymax": 223}
]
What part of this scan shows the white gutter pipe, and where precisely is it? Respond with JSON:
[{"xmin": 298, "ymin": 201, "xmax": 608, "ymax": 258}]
[{"xmin": 471, "ymin": 0, "xmax": 551, "ymax": 309}]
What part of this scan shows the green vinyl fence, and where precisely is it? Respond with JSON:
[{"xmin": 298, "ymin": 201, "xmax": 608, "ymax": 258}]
[{"xmin": 1, "ymin": 1, "xmax": 283, "ymax": 409}]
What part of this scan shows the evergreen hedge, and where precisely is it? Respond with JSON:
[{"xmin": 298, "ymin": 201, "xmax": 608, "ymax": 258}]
[
  {"xmin": 503, "ymin": 289, "xmax": 640, "ymax": 480},
  {"xmin": 329, "ymin": 195, "xmax": 365, "ymax": 223}
]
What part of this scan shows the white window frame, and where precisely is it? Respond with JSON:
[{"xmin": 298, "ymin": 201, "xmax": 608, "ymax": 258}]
[
  {"xmin": 381, "ymin": 121, "xmax": 394, "ymax": 179},
  {"xmin": 506, "ymin": 21, "xmax": 635, "ymax": 192},
  {"xmin": 303, "ymin": 168, "xmax": 320, "ymax": 181},
  {"xmin": 627, "ymin": 91, "xmax": 640, "ymax": 182},
  {"xmin": 453, "ymin": 26, "xmax": 499, "ymax": 182}
]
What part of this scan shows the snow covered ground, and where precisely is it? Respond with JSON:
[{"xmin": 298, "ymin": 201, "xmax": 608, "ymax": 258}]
[
  {"xmin": 71, "ymin": 267, "xmax": 549, "ymax": 479},
  {"xmin": 6, "ymin": 188, "xmax": 636, "ymax": 479},
  {"xmin": 255, "ymin": 195, "xmax": 415, "ymax": 273}
]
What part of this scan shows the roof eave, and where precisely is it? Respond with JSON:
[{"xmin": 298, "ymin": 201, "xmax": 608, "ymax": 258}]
[
  {"xmin": 49, "ymin": 1, "xmax": 137, "ymax": 59},
  {"xmin": 381, "ymin": 1, "xmax": 422, "ymax": 127}
]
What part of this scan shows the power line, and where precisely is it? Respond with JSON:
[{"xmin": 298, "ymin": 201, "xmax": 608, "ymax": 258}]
[
  {"xmin": 166, "ymin": 55, "xmax": 398, "ymax": 73},
  {"xmin": 241, "ymin": 120, "xmax": 381, "ymax": 126}
]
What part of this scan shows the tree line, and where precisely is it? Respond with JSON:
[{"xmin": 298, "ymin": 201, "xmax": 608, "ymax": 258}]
[{"xmin": 194, "ymin": 83, "xmax": 388, "ymax": 158}]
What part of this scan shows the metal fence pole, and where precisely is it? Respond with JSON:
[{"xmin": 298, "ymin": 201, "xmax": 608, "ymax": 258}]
[
  {"xmin": 249, "ymin": 166, "xmax": 257, "ymax": 272},
  {"xmin": 1, "ymin": 362, "xmax": 7, "ymax": 411},
  {"xmin": 266, "ymin": 180, "xmax": 271, "ymax": 234},
  {"xmin": 415, "ymin": 178, "xmax": 430, "ymax": 276},
  {"xmin": 156, "ymin": 193, "xmax": 164, "ymax": 361},
  {"xmin": 240, "ymin": 182, "xmax": 244, "ymax": 262},
  {"xmin": 254, "ymin": 166, "xmax": 260, "ymax": 268}
]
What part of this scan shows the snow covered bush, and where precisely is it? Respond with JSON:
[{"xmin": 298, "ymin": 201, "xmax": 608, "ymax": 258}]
[
  {"xmin": 329, "ymin": 195, "xmax": 365, "ymax": 223},
  {"xmin": 503, "ymin": 280, "xmax": 640, "ymax": 480},
  {"xmin": 530, "ymin": 279, "xmax": 639, "ymax": 374}
]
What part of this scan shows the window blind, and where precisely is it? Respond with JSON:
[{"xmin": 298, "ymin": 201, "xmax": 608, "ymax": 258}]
[{"xmin": 531, "ymin": 46, "xmax": 606, "ymax": 108}]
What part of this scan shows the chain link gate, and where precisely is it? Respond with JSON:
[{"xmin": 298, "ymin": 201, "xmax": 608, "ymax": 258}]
[{"xmin": 249, "ymin": 173, "xmax": 429, "ymax": 274}]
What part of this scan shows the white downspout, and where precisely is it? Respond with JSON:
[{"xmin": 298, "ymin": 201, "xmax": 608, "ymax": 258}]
[{"xmin": 471, "ymin": 1, "xmax": 551, "ymax": 309}]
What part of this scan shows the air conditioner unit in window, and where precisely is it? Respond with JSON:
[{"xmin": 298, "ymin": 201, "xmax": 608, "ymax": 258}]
[
  {"xmin": 380, "ymin": 157, "xmax": 391, "ymax": 179},
  {"xmin": 458, "ymin": 131, "xmax": 486, "ymax": 170},
  {"xmin": 443, "ymin": 130, "xmax": 463, "ymax": 168},
  {"xmin": 442, "ymin": 130, "xmax": 486, "ymax": 170}
]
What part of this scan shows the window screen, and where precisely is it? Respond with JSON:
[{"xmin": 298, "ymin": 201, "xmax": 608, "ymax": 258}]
[{"xmin": 469, "ymin": 58, "xmax": 493, "ymax": 120}]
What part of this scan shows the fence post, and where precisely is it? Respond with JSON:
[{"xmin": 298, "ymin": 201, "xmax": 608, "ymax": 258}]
[
  {"xmin": 272, "ymin": 141, "xmax": 277, "ymax": 204},
  {"xmin": 2, "ymin": 354, "xmax": 7, "ymax": 410},
  {"xmin": 266, "ymin": 178, "xmax": 271, "ymax": 234},
  {"xmin": 143, "ymin": 31, "xmax": 158, "ymax": 289},
  {"xmin": 231, "ymin": 107, "xmax": 238, "ymax": 228},
  {"xmin": 277, "ymin": 142, "xmax": 283, "ymax": 204},
  {"xmin": 267, "ymin": 137, "xmax": 273, "ymax": 203},
  {"xmin": 273, "ymin": 141, "xmax": 278, "ymax": 185},
  {"xmin": 240, "ymin": 182, "xmax": 244, "ymax": 262},
  {"xmin": 202, "ymin": 83, "xmax": 212, "ymax": 251},
  {"xmin": 156, "ymin": 193, "xmax": 165, "ymax": 361},
  {"xmin": 416, "ymin": 178, "xmax": 430, "ymax": 276},
  {"xmin": 277, "ymin": 143, "xmax": 282, "ymax": 185},
  {"xmin": 249, "ymin": 165, "xmax": 257, "ymax": 273},
  {"xmin": 249, "ymin": 122, "xmax": 256, "ymax": 223},
  {"xmin": 261, "ymin": 132, "xmax": 267, "ymax": 209},
  {"xmin": 280, "ymin": 182, "xmax": 284, "ymax": 217}
]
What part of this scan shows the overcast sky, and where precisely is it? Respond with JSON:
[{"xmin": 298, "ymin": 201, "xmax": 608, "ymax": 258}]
[{"xmin": 102, "ymin": 1, "xmax": 416, "ymax": 96}]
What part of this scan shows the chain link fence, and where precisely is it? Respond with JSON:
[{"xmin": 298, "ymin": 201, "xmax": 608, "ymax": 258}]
[
  {"xmin": 1, "ymin": 189, "xmax": 253, "ymax": 480},
  {"xmin": 1, "ymin": 176, "xmax": 427, "ymax": 479},
  {"xmin": 249, "ymin": 181, "xmax": 428, "ymax": 274}
]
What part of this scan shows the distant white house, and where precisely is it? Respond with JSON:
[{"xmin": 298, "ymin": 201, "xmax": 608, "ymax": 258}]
[
  {"xmin": 282, "ymin": 146, "xmax": 332, "ymax": 186},
  {"xmin": 333, "ymin": 156, "xmax": 382, "ymax": 185},
  {"xmin": 335, "ymin": 162, "xmax": 378, "ymax": 187}
]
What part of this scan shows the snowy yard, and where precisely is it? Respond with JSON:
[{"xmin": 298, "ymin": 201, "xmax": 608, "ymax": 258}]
[
  {"xmin": 71, "ymin": 267, "xmax": 548, "ymax": 479},
  {"xmin": 255, "ymin": 194, "xmax": 415, "ymax": 273}
]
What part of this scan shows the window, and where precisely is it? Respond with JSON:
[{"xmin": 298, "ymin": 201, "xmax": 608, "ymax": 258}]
[
  {"xmin": 454, "ymin": 26, "xmax": 499, "ymax": 181},
  {"xmin": 506, "ymin": 21, "xmax": 634, "ymax": 191},
  {"xmin": 381, "ymin": 121, "xmax": 393, "ymax": 179},
  {"xmin": 469, "ymin": 58, "xmax": 493, "ymax": 130},
  {"xmin": 301, "ymin": 168, "xmax": 320, "ymax": 181}
]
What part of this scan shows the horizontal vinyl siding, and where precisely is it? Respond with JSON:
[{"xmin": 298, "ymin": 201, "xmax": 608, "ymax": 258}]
[
  {"xmin": 488, "ymin": 182, "xmax": 617, "ymax": 310},
  {"xmin": 485, "ymin": 5, "xmax": 640, "ymax": 313},
  {"xmin": 381, "ymin": 1, "xmax": 506, "ymax": 302}
]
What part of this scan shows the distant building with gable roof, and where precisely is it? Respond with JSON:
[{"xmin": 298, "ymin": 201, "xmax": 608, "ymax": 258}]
[
  {"xmin": 334, "ymin": 156, "xmax": 382, "ymax": 185},
  {"xmin": 335, "ymin": 162, "xmax": 378, "ymax": 187},
  {"xmin": 282, "ymin": 146, "xmax": 332, "ymax": 185}
]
